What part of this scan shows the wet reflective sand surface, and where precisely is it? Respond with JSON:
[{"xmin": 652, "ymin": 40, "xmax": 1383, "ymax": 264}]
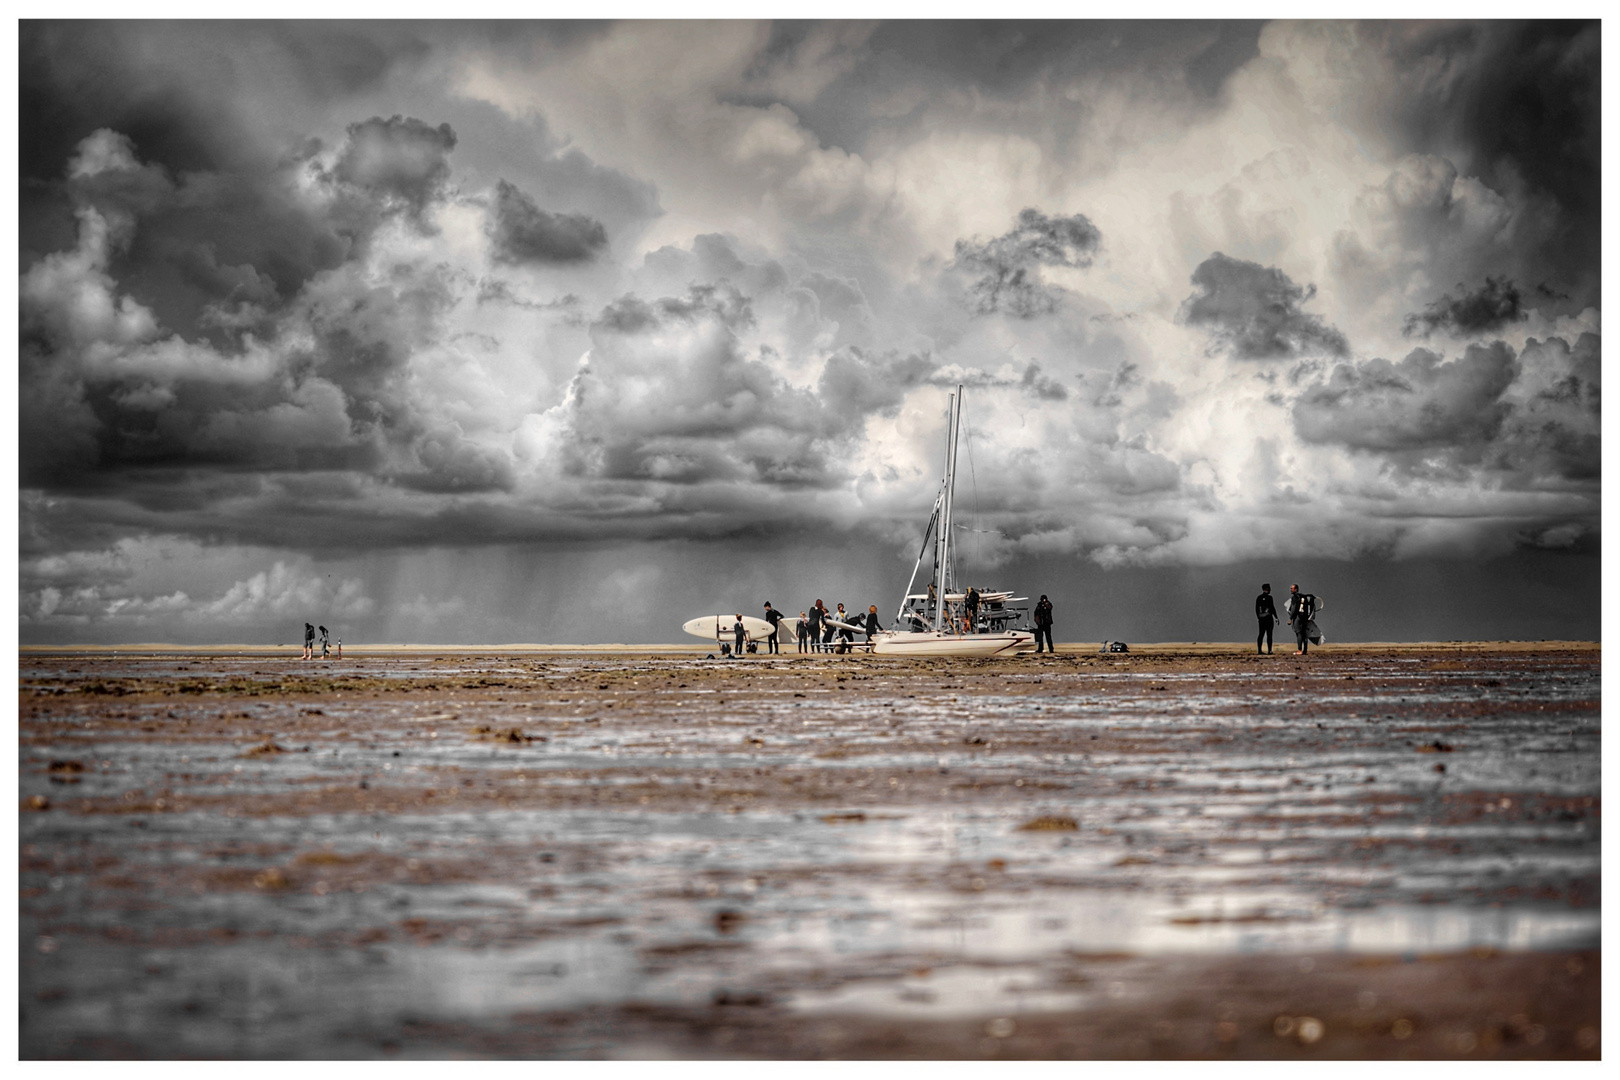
[{"xmin": 19, "ymin": 644, "xmax": 1600, "ymax": 1058}]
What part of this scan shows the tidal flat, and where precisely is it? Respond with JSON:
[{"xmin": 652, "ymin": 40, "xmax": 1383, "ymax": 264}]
[{"xmin": 18, "ymin": 643, "xmax": 1600, "ymax": 1059}]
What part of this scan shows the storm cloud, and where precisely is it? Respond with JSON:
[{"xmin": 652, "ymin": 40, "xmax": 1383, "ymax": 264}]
[
  {"xmin": 329, "ymin": 115, "xmax": 458, "ymax": 222},
  {"xmin": 1292, "ymin": 342, "xmax": 1520, "ymax": 455},
  {"xmin": 953, "ymin": 209, "xmax": 1102, "ymax": 317},
  {"xmin": 488, "ymin": 179, "xmax": 609, "ymax": 264},
  {"xmin": 1403, "ymin": 277, "xmax": 1526, "ymax": 338},
  {"xmin": 16, "ymin": 19, "xmax": 1601, "ymax": 644},
  {"xmin": 1182, "ymin": 252, "xmax": 1349, "ymax": 360}
]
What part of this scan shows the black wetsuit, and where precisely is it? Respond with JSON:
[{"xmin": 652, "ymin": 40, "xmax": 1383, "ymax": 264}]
[
  {"xmin": 733, "ymin": 619, "xmax": 746, "ymax": 654},
  {"xmin": 796, "ymin": 618, "xmax": 809, "ymax": 653},
  {"xmin": 763, "ymin": 608, "xmax": 783, "ymax": 654},
  {"xmin": 964, "ymin": 588, "xmax": 979, "ymax": 633},
  {"xmin": 807, "ymin": 607, "xmax": 824, "ymax": 652},
  {"xmin": 1034, "ymin": 598, "xmax": 1054, "ymax": 653},
  {"xmin": 1287, "ymin": 593, "xmax": 1315, "ymax": 654},
  {"xmin": 1255, "ymin": 592, "xmax": 1277, "ymax": 654},
  {"xmin": 865, "ymin": 611, "xmax": 880, "ymax": 642}
]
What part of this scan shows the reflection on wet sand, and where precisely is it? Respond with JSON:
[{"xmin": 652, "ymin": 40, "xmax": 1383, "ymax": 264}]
[{"xmin": 19, "ymin": 644, "xmax": 1600, "ymax": 1058}]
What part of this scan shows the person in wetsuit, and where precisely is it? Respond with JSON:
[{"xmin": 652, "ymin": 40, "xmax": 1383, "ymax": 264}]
[
  {"xmin": 865, "ymin": 605, "xmax": 881, "ymax": 643},
  {"xmin": 1287, "ymin": 585, "xmax": 1315, "ymax": 655},
  {"xmin": 796, "ymin": 612, "xmax": 810, "ymax": 653},
  {"xmin": 1034, "ymin": 595, "xmax": 1054, "ymax": 653},
  {"xmin": 733, "ymin": 614, "xmax": 746, "ymax": 656},
  {"xmin": 762, "ymin": 602, "xmax": 783, "ymax": 654},
  {"xmin": 1255, "ymin": 584, "xmax": 1278, "ymax": 655}
]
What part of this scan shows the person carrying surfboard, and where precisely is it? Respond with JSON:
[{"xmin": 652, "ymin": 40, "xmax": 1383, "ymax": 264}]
[
  {"xmin": 1287, "ymin": 585, "xmax": 1316, "ymax": 655},
  {"xmin": 762, "ymin": 602, "xmax": 783, "ymax": 654}
]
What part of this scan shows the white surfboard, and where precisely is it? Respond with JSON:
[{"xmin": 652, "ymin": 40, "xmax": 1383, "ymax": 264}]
[{"xmin": 682, "ymin": 614, "xmax": 784, "ymax": 642}]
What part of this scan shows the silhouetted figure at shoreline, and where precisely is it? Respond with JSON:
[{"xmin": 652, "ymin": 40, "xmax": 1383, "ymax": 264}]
[
  {"xmin": 1256, "ymin": 584, "xmax": 1277, "ymax": 655},
  {"xmin": 1034, "ymin": 595, "xmax": 1054, "ymax": 653}
]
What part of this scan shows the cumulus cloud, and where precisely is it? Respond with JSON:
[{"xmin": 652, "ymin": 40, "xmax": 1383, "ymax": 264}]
[
  {"xmin": 196, "ymin": 562, "xmax": 373, "ymax": 621},
  {"xmin": 1293, "ymin": 342, "xmax": 1519, "ymax": 456},
  {"xmin": 330, "ymin": 115, "xmax": 458, "ymax": 222},
  {"xmin": 952, "ymin": 209, "xmax": 1102, "ymax": 317},
  {"xmin": 1403, "ymin": 277, "xmax": 1526, "ymax": 338},
  {"xmin": 15, "ymin": 20, "xmax": 1603, "ymax": 643},
  {"xmin": 487, "ymin": 179, "xmax": 608, "ymax": 264},
  {"xmin": 1182, "ymin": 252, "xmax": 1349, "ymax": 360}
]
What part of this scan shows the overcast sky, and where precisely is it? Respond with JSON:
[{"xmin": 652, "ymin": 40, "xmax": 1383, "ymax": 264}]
[{"xmin": 17, "ymin": 20, "xmax": 1601, "ymax": 645}]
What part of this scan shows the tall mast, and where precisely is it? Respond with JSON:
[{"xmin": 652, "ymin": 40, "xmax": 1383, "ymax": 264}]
[{"xmin": 935, "ymin": 385, "xmax": 962, "ymax": 632}]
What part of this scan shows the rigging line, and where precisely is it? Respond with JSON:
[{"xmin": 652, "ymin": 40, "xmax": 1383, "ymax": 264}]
[{"xmin": 964, "ymin": 416, "xmax": 979, "ymax": 585}]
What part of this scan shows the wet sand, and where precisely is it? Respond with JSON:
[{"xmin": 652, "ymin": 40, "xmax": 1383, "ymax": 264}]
[{"xmin": 18, "ymin": 643, "xmax": 1600, "ymax": 1058}]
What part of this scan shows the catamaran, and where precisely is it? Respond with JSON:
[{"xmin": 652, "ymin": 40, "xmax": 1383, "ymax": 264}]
[{"xmin": 871, "ymin": 386, "xmax": 1036, "ymax": 657}]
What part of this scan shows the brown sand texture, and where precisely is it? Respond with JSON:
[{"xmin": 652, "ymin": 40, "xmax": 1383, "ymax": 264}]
[{"xmin": 18, "ymin": 642, "xmax": 1600, "ymax": 1058}]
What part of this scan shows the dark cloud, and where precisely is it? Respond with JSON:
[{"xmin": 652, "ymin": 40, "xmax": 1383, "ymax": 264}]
[
  {"xmin": 1293, "ymin": 342, "xmax": 1519, "ymax": 454},
  {"xmin": 487, "ymin": 179, "xmax": 608, "ymax": 265},
  {"xmin": 1490, "ymin": 333, "xmax": 1601, "ymax": 483},
  {"xmin": 330, "ymin": 115, "xmax": 458, "ymax": 222},
  {"xmin": 1182, "ymin": 252, "xmax": 1349, "ymax": 360},
  {"xmin": 818, "ymin": 347, "xmax": 936, "ymax": 419},
  {"xmin": 1387, "ymin": 22, "xmax": 1600, "ymax": 310},
  {"xmin": 953, "ymin": 208, "xmax": 1101, "ymax": 317},
  {"xmin": 1403, "ymin": 276, "xmax": 1526, "ymax": 338},
  {"xmin": 1293, "ymin": 333, "xmax": 1601, "ymax": 490},
  {"xmin": 1019, "ymin": 362, "xmax": 1069, "ymax": 401}
]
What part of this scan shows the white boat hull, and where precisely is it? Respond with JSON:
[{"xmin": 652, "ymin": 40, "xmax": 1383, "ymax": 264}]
[{"xmin": 870, "ymin": 629, "xmax": 1036, "ymax": 657}]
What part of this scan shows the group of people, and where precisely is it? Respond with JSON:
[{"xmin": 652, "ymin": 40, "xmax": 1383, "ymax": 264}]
[
  {"xmin": 302, "ymin": 622, "xmax": 340, "ymax": 660},
  {"xmin": 726, "ymin": 594, "xmax": 1058, "ymax": 655},
  {"xmin": 726, "ymin": 601, "xmax": 881, "ymax": 655},
  {"xmin": 1253, "ymin": 584, "xmax": 1318, "ymax": 656}
]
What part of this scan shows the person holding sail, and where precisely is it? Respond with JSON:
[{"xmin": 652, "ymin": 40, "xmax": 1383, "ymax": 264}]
[{"xmin": 1287, "ymin": 585, "xmax": 1315, "ymax": 656}]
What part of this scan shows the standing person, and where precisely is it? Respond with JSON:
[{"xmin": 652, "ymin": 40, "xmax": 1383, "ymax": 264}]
[
  {"xmin": 336, "ymin": 639, "xmax": 343, "ymax": 660},
  {"xmin": 1033, "ymin": 595, "xmax": 1054, "ymax": 653},
  {"xmin": 1255, "ymin": 584, "xmax": 1278, "ymax": 655},
  {"xmin": 823, "ymin": 603, "xmax": 839, "ymax": 650},
  {"xmin": 303, "ymin": 622, "xmax": 315, "ymax": 660},
  {"xmin": 796, "ymin": 612, "xmax": 810, "ymax": 653},
  {"xmin": 732, "ymin": 614, "xmax": 746, "ymax": 656},
  {"xmin": 762, "ymin": 602, "xmax": 783, "ymax": 655},
  {"xmin": 1287, "ymin": 585, "xmax": 1315, "ymax": 656},
  {"xmin": 808, "ymin": 601, "xmax": 826, "ymax": 653},
  {"xmin": 319, "ymin": 625, "xmax": 330, "ymax": 659},
  {"xmin": 964, "ymin": 586, "xmax": 980, "ymax": 633},
  {"xmin": 864, "ymin": 604, "xmax": 881, "ymax": 643}
]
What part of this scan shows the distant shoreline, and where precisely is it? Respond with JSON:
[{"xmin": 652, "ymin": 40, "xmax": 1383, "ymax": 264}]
[{"xmin": 17, "ymin": 640, "xmax": 1600, "ymax": 655}]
